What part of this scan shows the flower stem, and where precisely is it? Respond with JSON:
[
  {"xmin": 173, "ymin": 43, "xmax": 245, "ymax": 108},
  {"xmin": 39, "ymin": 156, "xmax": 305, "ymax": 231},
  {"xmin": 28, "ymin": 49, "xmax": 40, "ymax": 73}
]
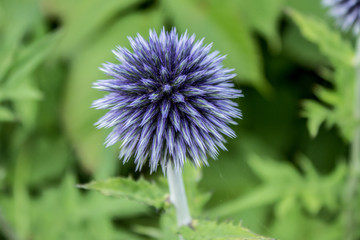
[
  {"xmin": 345, "ymin": 37, "xmax": 360, "ymax": 240},
  {"xmin": 166, "ymin": 162, "xmax": 192, "ymax": 228}
]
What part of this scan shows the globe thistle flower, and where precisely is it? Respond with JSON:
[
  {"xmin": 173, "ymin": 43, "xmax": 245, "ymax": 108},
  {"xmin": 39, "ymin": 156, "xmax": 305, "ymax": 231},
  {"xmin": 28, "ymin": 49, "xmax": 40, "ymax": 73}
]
[
  {"xmin": 323, "ymin": 0, "xmax": 360, "ymax": 34},
  {"xmin": 92, "ymin": 27, "xmax": 243, "ymax": 173}
]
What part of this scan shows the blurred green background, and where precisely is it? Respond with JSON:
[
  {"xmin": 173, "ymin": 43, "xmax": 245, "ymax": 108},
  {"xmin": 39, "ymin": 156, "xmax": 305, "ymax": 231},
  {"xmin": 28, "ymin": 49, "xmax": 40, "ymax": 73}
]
[{"xmin": 0, "ymin": 0, "xmax": 354, "ymax": 239}]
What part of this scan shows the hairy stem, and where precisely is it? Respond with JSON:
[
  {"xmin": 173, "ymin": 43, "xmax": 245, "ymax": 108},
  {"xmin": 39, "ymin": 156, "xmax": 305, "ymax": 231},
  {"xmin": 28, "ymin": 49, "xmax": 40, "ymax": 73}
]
[
  {"xmin": 167, "ymin": 162, "xmax": 192, "ymax": 228},
  {"xmin": 345, "ymin": 37, "xmax": 360, "ymax": 240}
]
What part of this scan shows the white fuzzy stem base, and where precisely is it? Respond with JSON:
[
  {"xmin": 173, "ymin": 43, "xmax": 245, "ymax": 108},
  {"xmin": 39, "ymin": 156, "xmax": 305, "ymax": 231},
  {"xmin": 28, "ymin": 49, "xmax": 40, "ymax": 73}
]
[{"xmin": 167, "ymin": 162, "xmax": 192, "ymax": 228}]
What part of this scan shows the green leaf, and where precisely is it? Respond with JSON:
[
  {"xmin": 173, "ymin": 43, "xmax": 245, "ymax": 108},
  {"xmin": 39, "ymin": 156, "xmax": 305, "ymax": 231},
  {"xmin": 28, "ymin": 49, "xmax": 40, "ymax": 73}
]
[
  {"xmin": 0, "ymin": 106, "xmax": 15, "ymax": 121},
  {"xmin": 302, "ymin": 100, "xmax": 332, "ymax": 138},
  {"xmin": 3, "ymin": 31, "xmax": 61, "ymax": 88},
  {"xmin": 44, "ymin": 174, "xmax": 148, "ymax": 239},
  {"xmin": 12, "ymin": 143, "xmax": 31, "ymax": 239},
  {"xmin": 182, "ymin": 163, "xmax": 212, "ymax": 216},
  {"xmin": 0, "ymin": 79, "xmax": 42, "ymax": 101},
  {"xmin": 1, "ymin": 172, "xmax": 149, "ymax": 240},
  {"xmin": 282, "ymin": 22, "xmax": 328, "ymax": 67},
  {"xmin": 180, "ymin": 219, "xmax": 274, "ymax": 240},
  {"xmin": 57, "ymin": 0, "xmax": 143, "ymax": 55},
  {"xmin": 79, "ymin": 177, "xmax": 169, "ymax": 209},
  {"xmin": 238, "ymin": 0, "xmax": 285, "ymax": 50},
  {"xmin": 13, "ymin": 96, "xmax": 39, "ymax": 130},
  {"xmin": 206, "ymin": 185, "xmax": 282, "ymax": 218},
  {"xmin": 0, "ymin": 0, "xmax": 42, "ymax": 83},
  {"xmin": 247, "ymin": 155, "xmax": 300, "ymax": 182},
  {"xmin": 159, "ymin": 208, "xmax": 178, "ymax": 240},
  {"xmin": 270, "ymin": 206, "xmax": 342, "ymax": 240},
  {"xmin": 288, "ymin": 9, "xmax": 356, "ymax": 141},
  {"xmin": 327, "ymin": 64, "xmax": 356, "ymax": 140},
  {"xmin": 286, "ymin": 0, "xmax": 325, "ymax": 16},
  {"xmin": 26, "ymin": 137, "xmax": 70, "ymax": 187},
  {"xmin": 162, "ymin": 0, "xmax": 270, "ymax": 91},
  {"xmin": 287, "ymin": 9, "xmax": 354, "ymax": 66},
  {"xmin": 207, "ymin": 155, "xmax": 346, "ymax": 218}
]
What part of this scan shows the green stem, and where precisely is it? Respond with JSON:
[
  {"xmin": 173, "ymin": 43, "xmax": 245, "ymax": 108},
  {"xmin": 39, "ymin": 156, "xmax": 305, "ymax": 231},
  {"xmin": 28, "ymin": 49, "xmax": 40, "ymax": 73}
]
[
  {"xmin": 166, "ymin": 162, "xmax": 192, "ymax": 228},
  {"xmin": 345, "ymin": 37, "xmax": 360, "ymax": 240}
]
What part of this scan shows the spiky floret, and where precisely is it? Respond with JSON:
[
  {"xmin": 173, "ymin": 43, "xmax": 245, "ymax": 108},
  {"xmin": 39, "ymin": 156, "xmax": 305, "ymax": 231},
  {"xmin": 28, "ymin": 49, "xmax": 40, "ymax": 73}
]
[
  {"xmin": 92, "ymin": 27, "xmax": 243, "ymax": 173},
  {"xmin": 323, "ymin": 0, "xmax": 360, "ymax": 34}
]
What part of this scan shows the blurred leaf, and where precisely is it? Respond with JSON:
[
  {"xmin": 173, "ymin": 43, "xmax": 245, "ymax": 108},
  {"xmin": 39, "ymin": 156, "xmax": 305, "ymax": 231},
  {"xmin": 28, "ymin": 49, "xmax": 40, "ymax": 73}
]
[
  {"xmin": 26, "ymin": 137, "xmax": 70, "ymax": 187},
  {"xmin": 54, "ymin": 0, "xmax": 142, "ymax": 55},
  {"xmin": 0, "ymin": 0, "xmax": 42, "ymax": 83},
  {"xmin": 282, "ymin": 22, "xmax": 328, "ymax": 67},
  {"xmin": 13, "ymin": 97, "xmax": 39, "ymax": 131},
  {"xmin": 208, "ymin": 155, "xmax": 346, "ymax": 218},
  {"xmin": 326, "ymin": 64, "xmax": 356, "ymax": 140},
  {"xmin": 1, "ymin": 173, "xmax": 148, "ymax": 240},
  {"xmin": 0, "ymin": 31, "xmax": 60, "ymax": 128},
  {"xmin": 163, "ymin": 0, "xmax": 269, "ymax": 91},
  {"xmin": 247, "ymin": 155, "xmax": 299, "ymax": 182},
  {"xmin": 302, "ymin": 100, "xmax": 331, "ymax": 138},
  {"xmin": 63, "ymin": 9, "xmax": 164, "ymax": 172},
  {"xmin": 269, "ymin": 206, "xmax": 342, "ymax": 240},
  {"xmin": 0, "ymin": 46, "xmax": 15, "ymax": 84},
  {"xmin": 0, "ymin": 79, "xmax": 42, "ymax": 102},
  {"xmin": 159, "ymin": 208, "xmax": 178, "ymax": 240},
  {"xmin": 32, "ymin": 174, "xmax": 147, "ymax": 240},
  {"xmin": 314, "ymin": 85, "xmax": 339, "ymax": 105},
  {"xmin": 238, "ymin": 0, "xmax": 285, "ymax": 50},
  {"xmin": 132, "ymin": 225, "xmax": 162, "ymax": 240},
  {"xmin": 302, "ymin": 65, "xmax": 355, "ymax": 140},
  {"xmin": 287, "ymin": 9, "xmax": 354, "ymax": 66},
  {"xmin": 79, "ymin": 177, "xmax": 169, "ymax": 209},
  {"xmin": 182, "ymin": 163, "xmax": 212, "ymax": 216},
  {"xmin": 3, "ymin": 31, "xmax": 61, "ymax": 88},
  {"xmin": 289, "ymin": 9, "xmax": 356, "ymax": 141},
  {"xmin": 0, "ymin": 106, "xmax": 15, "ymax": 121},
  {"xmin": 286, "ymin": 0, "xmax": 327, "ymax": 17},
  {"xmin": 13, "ymin": 144, "xmax": 31, "ymax": 239},
  {"xmin": 180, "ymin": 219, "xmax": 274, "ymax": 240},
  {"xmin": 207, "ymin": 185, "xmax": 282, "ymax": 218}
]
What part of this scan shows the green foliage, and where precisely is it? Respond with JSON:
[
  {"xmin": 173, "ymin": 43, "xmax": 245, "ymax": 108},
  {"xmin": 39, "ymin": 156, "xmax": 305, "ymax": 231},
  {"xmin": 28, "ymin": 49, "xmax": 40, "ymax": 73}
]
[
  {"xmin": 270, "ymin": 206, "xmax": 342, "ymax": 240},
  {"xmin": 238, "ymin": 0, "xmax": 284, "ymax": 50},
  {"xmin": 1, "ymin": 32, "xmax": 60, "ymax": 93},
  {"xmin": 79, "ymin": 177, "xmax": 169, "ymax": 209},
  {"xmin": 0, "ymin": 106, "xmax": 15, "ymax": 121},
  {"xmin": 182, "ymin": 162, "xmax": 212, "ymax": 216},
  {"xmin": 288, "ymin": 9, "xmax": 354, "ymax": 65},
  {"xmin": 1, "ymin": 174, "xmax": 148, "ymax": 240},
  {"xmin": 288, "ymin": 9, "xmax": 356, "ymax": 141},
  {"xmin": 0, "ymin": 2, "xmax": 60, "ymax": 124},
  {"xmin": 55, "ymin": 0, "xmax": 144, "ymax": 56},
  {"xmin": 180, "ymin": 219, "xmax": 273, "ymax": 240},
  {"xmin": 208, "ymin": 155, "xmax": 346, "ymax": 218}
]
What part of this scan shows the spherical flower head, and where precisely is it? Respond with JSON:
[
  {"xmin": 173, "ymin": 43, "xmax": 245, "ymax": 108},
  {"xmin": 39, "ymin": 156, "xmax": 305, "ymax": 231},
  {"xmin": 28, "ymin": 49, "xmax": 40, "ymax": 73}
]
[
  {"xmin": 92, "ymin": 27, "xmax": 243, "ymax": 173},
  {"xmin": 323, "ymin": 0, "xmax": 360, "ymax": 34}
]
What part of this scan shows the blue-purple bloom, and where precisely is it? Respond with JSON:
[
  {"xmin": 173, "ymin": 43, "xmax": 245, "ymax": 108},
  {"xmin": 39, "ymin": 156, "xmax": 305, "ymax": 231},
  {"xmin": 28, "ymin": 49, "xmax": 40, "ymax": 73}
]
[
  {"xmin": 323, "ymin": 0, "xmax": 360, "ymax": 34},
  {"xmin": 92, "ymin": 28, "xmax": 243, "ymax": 173}
]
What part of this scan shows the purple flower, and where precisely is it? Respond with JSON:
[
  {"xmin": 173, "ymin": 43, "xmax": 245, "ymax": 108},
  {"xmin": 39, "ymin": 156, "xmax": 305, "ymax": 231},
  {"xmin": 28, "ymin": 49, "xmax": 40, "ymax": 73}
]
[
  {"xmin": 92, "ymin": 28, "xmax": 243, "ymax": 173},
  {"xmin": 323, "ymin": 0, "xmax": 360, "ymax": 34}
]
